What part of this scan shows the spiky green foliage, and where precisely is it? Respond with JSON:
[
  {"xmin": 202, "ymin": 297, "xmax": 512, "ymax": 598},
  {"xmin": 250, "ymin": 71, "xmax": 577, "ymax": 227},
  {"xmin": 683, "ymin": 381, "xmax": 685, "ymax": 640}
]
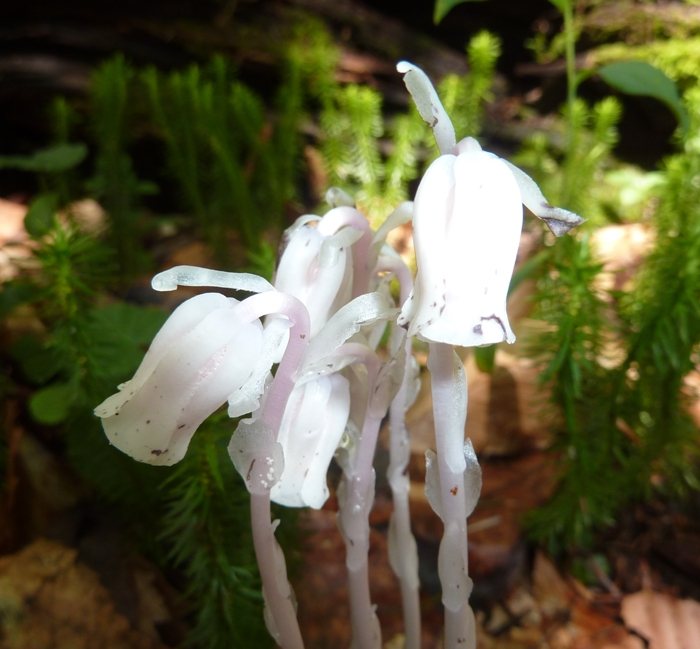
[
  {"xmin": 613, "ymin": 87, "xmax": 700, "ymax": 497},
  {"xmin": 143, "ymin": 54, "xmax": 306, "ymax": 262},
  {"xmin": 49, "ymin": 97, "xmax": 83, "ymax": 204},
  {"xmin": 439, "ymin": 31, "xmax": 501, "ymax": 142},
  {"xmin": 526, "ymin": 90, "xmax": 700, "ymax": 553},
  {"xmin": 90, "ymin": 55, "xmax": 153, "ymax": 278},
  {"xmin": 4, "ymin": 210, "xmax": 268, "ymax": 645},
  {"xmin": 525, "ymin": 234, "xmax": 620, "ymax": 553},
  {"xmin": 317, "ymin": 31, "xmax": 500, "ymax": 224},
  {"xmin": 160, "ymin": 415, "xmax": 271, "ymax": 649},
  {"xmin": 516, "ymin": 96, "xmax": 628, "ymax": 552}
]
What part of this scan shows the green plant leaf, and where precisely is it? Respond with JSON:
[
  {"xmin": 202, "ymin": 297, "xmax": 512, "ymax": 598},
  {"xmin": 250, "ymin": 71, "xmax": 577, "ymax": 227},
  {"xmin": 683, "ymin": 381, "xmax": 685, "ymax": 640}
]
[
  {"xmin": 29, "ymin": 382, "xmax": 77, "ymax": 425},
  {"xmin": 24, "ymin": 193, "xmax": 58, "ymax": 238},
  {"xmin": 9, "ymin": 335, "xmax": 64, "ymax": 385},
  {"xmin": 548, "ymin": 0, "xmax": 570, "ymax": 11},
  {"xmin": 0, "ymin": 143, "xmax": 87, "ymax": 173},
  {"xmin": 83, "ymin": 304, "xmax": 168, "ymax": 384},
  {"xmin": 598, "ymin": 61, "xmax": 689, "ymax": 135},
  {"xmin": 434, "ymin": 0, "xmax": 488, "ymax": 25}
]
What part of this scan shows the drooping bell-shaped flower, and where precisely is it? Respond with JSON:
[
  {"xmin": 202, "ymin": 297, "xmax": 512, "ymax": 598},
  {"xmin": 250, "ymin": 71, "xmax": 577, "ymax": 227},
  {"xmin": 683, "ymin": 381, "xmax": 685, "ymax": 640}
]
[
  {"xmin": 397, "ymin": 137, "xmax": 523, "ymax": 347},
  {"xmin": 95, "ymin": 292, "xmax": 265, "ymax": 466},
  {"xmin": 396, "ymin": 61, "xmax": 584, "ymax": 349},
  {"xmin": 273, "ymin": 200, "xmax": 372, "ymax": 338},
  {"xmin": 269, "ymin": 373, "xmax": 351, "ymax": 509}
]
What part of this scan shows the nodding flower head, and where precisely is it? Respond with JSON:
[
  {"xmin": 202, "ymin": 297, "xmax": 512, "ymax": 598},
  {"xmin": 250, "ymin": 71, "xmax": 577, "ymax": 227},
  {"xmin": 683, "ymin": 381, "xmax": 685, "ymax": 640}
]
[
  {"xmin": 269, "ymin": 373, "xmax": 351, "ymax": 509},
  {"xmin": 94, "ymin": 293, "xmax": 265, "ymax": 466},
  {"xmin": 274, "ymin": 204, "xmax": 372, "ymax": 337},
  {"xmin": 396, "ymin": 61, "xmax": 585, "ymax": 349},
  {"xmin": 397, "ymin": 137, "xmax": 522, "ymax": 347}
]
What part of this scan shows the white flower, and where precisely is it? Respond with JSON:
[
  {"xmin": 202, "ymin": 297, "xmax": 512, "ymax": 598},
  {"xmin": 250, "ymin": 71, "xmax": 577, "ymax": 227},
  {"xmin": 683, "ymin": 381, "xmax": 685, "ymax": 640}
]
[
  {"xmin": 397, "ymin": 137, "xmax": 583, "ymax": 348},
  {"xmin": 274, "ymin": 206, "xmax": 371, "ymax": 337},
  {"xmin": 269, "ymin": 374, "xmax": 351, "ymax": 509},
  {"xmin": 229, "ymin": 292, "xmax": 397, "ymax": 503},
  {"xmin": 397, "ymin": 137, "xmax": 521, "ymax": 347},
  {"xmin": 396, "ymin": 61, "xmax": 584, "ymax": 348},
  {"xmin": 94, "ymin": 293, "xmax": 265, "ymax": 466}
]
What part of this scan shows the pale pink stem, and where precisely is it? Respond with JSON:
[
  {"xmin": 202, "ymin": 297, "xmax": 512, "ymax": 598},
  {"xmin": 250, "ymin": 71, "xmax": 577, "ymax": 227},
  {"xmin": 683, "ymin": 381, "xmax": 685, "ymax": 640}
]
[
  {"xmin": 378, "ymin": 256, "xmax": 422, "ymax": 649},
  {"xmin": 232, "ymin": 292, "xmax": 311, "ymax": 649},
  {"xmin": 334, "ymin": 342, "xmax": 384, "ymax": 649},
  {"xmin": 251, "ymin": 492, "xmax": 304, "ymax": 649},
  {"xmin": 232, "ymin": 292, "xmax": 310, "ymax": 435}
]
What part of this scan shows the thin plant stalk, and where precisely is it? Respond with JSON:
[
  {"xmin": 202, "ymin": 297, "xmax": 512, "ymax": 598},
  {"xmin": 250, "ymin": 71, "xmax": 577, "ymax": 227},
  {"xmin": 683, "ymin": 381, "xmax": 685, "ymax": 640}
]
[
  {"xmin": 250, "ymin": 491, "xmax": 303, "ymax": 649},
  {"xmin": 427, "ymin": 342, "xmax": 474, "ymax": 649},
  {"xmin": 397, "ymin": 60, "xmax": 477, "ymax": 649},
  {"xmin": 337, "ymin": 343, "xmax": 385, "ymax": 649},
  {"xmin": 563, "ymin": 0, "xmax": 577, "ymax": 151},
  {"xmin": 381, "ymin": 256, "xmax": 421, "ymax": 649},
  {"xmin": 234, "ymin": 291, "xmax": 310, "ymax": 649}
]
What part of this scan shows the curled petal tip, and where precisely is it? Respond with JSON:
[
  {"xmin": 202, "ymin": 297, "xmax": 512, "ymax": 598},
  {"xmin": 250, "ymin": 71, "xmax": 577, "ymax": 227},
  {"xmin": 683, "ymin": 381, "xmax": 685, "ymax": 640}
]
[
  {"xmin": 325, "ymin": 187, "xmax": 355, "ymax": 209},
  {"xmin": 151, "ymin": 271, "xmax": 177, "ymax": 291},
  {"xmin": 540, "ymin": 208, "xmax": 586, "ymax": 237},
  {"xmin": 396, "ymin": 60, "xmax": 456, "ymax": 155}
]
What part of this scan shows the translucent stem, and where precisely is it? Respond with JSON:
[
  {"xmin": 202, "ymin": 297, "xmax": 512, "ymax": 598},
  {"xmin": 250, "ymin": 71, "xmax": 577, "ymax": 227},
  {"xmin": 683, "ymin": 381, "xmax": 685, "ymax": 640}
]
[
  {"xmin": 387, "ymin": 374, "xmax": 421, "ymax": 649},
  {"xmin": 230, "ymin": 291, "xmax": 310, "ymax": 649},
  {"xmin": 427, "ymin": 342, "xmax": 476, "ymax": 649},
  {"xmin": 335, "ymin": 344, "xmax": 384, "ymax": 649},
  {"xmin": 250, "ymin": 492, "xmax": 304, "ymax": 649},
  {"xmin": 384, "ymin": 261, "xmax": 421, "ymax": 649}
]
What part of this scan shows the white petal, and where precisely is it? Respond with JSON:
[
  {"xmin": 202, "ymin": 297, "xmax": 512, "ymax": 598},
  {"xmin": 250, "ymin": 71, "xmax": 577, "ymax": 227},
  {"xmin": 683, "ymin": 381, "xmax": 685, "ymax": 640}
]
[
  {"xmin": 100, "ymin": 308, "xmax": 263, "ymax": 465},
  {"xmin": 402, "ymin": 148, "xmax": 522, "ymax": 347},
  {"xmin": 501, "ymin": 159, "xmax": 585, "ymax": 236},
  {"xmin": 152, "ymin": 266, "xmax": 274, "ymax": 293},
  {"xmin": 228, "ymin": 316, "xmax": 291, "ymax": 418},
  {"xmin": 325, "ymin": 186, "xmax": 356, "ymax": 208},
  {"xmin": 270, "ymin": 374, "xmax": 350, "ymax": 509},
  {"xmin": 94, "ymin": 293, "xmax": 236, "ymax": 417},
  {"xmin": 274, "ymin": 225, "xmax": 352, "ymax": 337},
  {"xmin": 397, "ymin": 61, "xmax": 456, "ymax": 155},
  {"xmin": 368, "ymin": 201, "xmax": 413, "ymax": 269},
  {"xmin": 299, "ymin": 293, "xmax": 396, "ymax": 376},
  {"xmin": 319, "ymin": 226, "xmax": 363, "ymax": 268}
]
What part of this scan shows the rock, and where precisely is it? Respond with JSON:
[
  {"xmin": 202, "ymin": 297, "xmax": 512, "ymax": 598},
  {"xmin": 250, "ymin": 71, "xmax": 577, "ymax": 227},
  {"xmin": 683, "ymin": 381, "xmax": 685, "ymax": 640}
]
[{"xmin": 0, "ymin": 539, "xmax": 168, "ymax": 649}]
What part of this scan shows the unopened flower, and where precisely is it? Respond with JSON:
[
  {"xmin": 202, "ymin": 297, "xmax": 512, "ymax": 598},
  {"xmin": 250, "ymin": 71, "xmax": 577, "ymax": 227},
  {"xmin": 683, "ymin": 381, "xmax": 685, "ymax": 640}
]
[
  {"xmin": 95, "ymin": 292, "xmax": 265, "ymax": 465},
  {"xmin": 274, "ymin": 205, "xmax": 371, "ymax": 337}
]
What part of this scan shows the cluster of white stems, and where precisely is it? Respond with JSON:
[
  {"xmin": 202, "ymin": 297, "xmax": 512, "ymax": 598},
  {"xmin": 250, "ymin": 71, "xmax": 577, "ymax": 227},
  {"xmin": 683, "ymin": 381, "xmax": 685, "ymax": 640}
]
[{"xmin": 95, "ymin": 63, "xmax": 582, "ymax": 649}]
